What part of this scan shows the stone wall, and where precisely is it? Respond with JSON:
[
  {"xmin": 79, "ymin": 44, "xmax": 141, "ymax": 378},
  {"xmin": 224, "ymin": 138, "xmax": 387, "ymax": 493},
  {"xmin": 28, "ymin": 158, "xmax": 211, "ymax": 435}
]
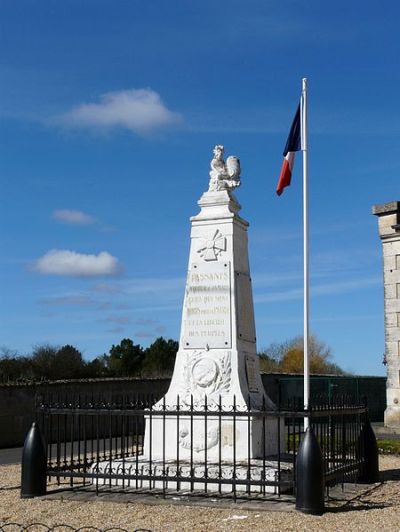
[{"xmin": 0, "ymin": 378, "xmax": 170, "ymax": 448}]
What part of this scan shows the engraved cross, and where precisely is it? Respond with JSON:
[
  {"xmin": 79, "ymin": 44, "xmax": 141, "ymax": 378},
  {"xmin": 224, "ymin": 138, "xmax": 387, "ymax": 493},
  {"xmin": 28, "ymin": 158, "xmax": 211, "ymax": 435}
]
[{"xmin": 197, "ymin": 230, "xmax": 226, "ymax": 261}]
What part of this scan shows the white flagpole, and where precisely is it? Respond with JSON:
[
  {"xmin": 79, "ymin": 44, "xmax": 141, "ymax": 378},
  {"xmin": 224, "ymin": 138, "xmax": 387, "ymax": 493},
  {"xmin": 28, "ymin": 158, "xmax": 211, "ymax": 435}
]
[{"xmin": 302, "ymin": 77, "xmax": 310, "ymax": 431}]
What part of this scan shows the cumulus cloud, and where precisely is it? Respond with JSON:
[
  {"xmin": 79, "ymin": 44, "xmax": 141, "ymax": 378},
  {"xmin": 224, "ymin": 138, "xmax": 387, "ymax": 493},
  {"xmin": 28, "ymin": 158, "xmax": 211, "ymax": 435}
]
[
  {"xmin": 55, "ymin": 89, "xmax": 182, "ymax": 135},
  {"xmin": 53, "ymin": 209, "xmax": 97, "ymax": 225},
  {"xmin": 33, "ymin": 249, "xmax": 120, "ymax": 277}
]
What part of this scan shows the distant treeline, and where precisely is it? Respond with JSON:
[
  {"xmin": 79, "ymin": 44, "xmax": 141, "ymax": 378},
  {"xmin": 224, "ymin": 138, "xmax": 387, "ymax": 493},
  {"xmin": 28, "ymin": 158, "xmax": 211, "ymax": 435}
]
[
  {"xmin": 0, "ymin": 334, "xmax": 346, "ymax": 384},
  {"xmin": 0, "ymin": 337, "xmax": 178, "ymax": 383}
]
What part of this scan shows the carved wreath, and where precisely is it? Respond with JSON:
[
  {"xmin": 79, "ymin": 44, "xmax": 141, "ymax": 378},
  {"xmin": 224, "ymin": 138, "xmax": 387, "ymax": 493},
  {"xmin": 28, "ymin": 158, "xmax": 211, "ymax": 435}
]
[{"xmin": 181, "ymin": 350, "xmax": 231, "ymax": 408}]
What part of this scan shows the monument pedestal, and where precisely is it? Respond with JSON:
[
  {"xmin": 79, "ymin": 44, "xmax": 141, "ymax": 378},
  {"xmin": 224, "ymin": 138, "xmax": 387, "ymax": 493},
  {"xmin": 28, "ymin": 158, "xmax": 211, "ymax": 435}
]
[
  {"xmin": 92, "ymin": 456, "xmax": 293, "ymax": 494},
  {"xmin": 144, "ymin": 189, "xmax": 280, "ymax": 463}
]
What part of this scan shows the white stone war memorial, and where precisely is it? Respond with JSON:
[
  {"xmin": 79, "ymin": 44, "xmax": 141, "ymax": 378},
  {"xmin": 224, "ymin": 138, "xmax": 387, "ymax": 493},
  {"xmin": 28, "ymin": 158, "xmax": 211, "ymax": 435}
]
[
  {"xmin": 144, "ymin": 145, "xmax": 278, "ymax": 463},
  {"xmin": 93, "ymin": 145, "xmax": 284, "ymax": 491}
]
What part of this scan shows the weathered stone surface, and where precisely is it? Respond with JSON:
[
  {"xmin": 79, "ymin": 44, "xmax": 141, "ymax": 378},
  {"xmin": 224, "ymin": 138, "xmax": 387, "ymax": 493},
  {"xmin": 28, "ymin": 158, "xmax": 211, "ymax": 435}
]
[
  {"xmin": 374, "ymin": 201, "xmax": 400, "ymax": 428},
  {"xmin": 91, "ymin": 456, "xmax": 293, "ymax": 494},
  {"xmin": 372, "ymin": 201, "xmax": 400, "ymax": 215}
]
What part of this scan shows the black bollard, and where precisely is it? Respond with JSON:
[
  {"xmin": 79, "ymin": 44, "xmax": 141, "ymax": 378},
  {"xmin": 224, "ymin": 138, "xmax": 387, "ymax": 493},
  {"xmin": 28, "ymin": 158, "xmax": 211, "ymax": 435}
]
[
  {"xmin": 358, "ymin": 415, "xmax": 379, "ymax": 483},
  {"xmin": 295, "ymin": 426, "xmax": 325, "ymax": 515},
  {"xmin": 21, "ymin": 422, "xmax": 47, "ymax": 498}
]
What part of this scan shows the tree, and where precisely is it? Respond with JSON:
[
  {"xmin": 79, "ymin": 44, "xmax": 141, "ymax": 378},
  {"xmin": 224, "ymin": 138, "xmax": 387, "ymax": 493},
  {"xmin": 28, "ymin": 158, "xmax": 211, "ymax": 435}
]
[
  {"xmin": 258, "ymin": 335, "xmax": 347, "ymax": 375},
  {"xmin": 259, "ymin": 352, "xmax": 280, "ymax": 373},
  {"xmin": 0, "ymin": 347, "xmax": 33, "ymax": 382},
  {"xmin": 31, "ymin": 344, "xmax": 86, "ymax": 380},
  {"xmin": 142, "ymin": 337, "xmax": 178, "ymax": 377},
  {"xmin": 86, "ymin": 354, "xmax": 110, "ymax": 378},
  {"xmin": 31, "ymin": 344, "xmax": 58, "ymax": 380},
  {"xmin": 108, "ymin": 338, "xmax": 145, "ymax": 376},
  {"xmin": 280, "ymin": 347, "xmax": 304, "ymax": 373},
  {"xmin": 259, "ymin": 340, "xmax": 291, "ymax": 373},
  {"xmin": 55, "ymin": 345, "xmax": 86, "ymax": 379}
]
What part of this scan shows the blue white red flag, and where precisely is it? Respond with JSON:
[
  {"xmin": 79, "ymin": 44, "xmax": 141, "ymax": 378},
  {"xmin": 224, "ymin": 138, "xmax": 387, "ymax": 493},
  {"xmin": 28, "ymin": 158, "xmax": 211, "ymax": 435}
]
[{"xmin": 276, "ymin": 103, "xmax": 303, "ymax": 196}]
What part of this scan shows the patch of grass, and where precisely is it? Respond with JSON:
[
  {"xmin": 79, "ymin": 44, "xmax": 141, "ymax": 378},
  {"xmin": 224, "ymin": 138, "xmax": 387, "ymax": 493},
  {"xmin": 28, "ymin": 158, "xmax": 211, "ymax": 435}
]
[{"xmin": 377, "ymin": 439, "xmax": 400, "ymax": 455}]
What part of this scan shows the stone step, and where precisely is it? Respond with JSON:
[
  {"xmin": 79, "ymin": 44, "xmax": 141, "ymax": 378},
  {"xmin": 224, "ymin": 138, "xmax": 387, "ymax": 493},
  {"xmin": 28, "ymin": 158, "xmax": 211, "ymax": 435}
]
[{"xmin": 91, "ymin": 456, "xmax": 294, "ymax": 494}]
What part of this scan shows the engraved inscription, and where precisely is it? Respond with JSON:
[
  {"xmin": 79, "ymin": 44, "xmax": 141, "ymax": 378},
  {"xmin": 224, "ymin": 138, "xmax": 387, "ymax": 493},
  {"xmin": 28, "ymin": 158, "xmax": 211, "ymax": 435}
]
[
  {"xmin": 182, "ymin": 262, "xmax": 232, "ymax": 349},
  {"xmin": 245, "ymin": 355, "xmax": 260, "ymax": 393}
]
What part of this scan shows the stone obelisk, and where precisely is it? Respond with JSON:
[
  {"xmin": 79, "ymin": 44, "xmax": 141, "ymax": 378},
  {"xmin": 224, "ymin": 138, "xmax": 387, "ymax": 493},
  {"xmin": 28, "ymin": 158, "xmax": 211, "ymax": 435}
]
[
  {"xmin": 373, "ymin": 201, "xmax": 400, "ymax": 428},
  {"xmin": 144, "ymin": 146, "xmax": 279, "ymax": 462}
]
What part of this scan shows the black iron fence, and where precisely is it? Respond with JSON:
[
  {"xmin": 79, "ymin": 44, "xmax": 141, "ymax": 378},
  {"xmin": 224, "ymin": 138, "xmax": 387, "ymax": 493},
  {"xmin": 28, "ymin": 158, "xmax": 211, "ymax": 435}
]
[{"xmin": 32, "ymin": 392, "xmax": 372, "ymax": 504}]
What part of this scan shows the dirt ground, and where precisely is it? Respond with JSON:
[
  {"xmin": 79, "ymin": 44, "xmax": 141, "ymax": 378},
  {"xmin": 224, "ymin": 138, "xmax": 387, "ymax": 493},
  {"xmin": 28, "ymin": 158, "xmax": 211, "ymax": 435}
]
[{"xmin": 1, "ymin": 455, "xmax": 400, "ymax": 531}]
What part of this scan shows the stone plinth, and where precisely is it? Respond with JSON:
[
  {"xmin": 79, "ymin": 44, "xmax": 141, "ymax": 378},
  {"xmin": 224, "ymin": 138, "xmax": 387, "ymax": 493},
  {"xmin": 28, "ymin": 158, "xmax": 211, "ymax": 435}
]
[
  {"xmin": 373, "ymin": 201, "xmax": 400, "ymax": 428},
  {"xmin": 143, "ymin": 189, "xmax": 279, "ymax": 462},
  {"xmin": 91, "ymin": 457, "xmax": 293, "ymax": 494}
]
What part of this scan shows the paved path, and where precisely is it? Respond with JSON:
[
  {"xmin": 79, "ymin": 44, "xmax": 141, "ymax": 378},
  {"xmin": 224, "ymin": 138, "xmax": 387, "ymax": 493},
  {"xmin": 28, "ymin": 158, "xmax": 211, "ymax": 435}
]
[{"xmin": 0, "ymin": 446, "xmax": 22, "ymax": 465}]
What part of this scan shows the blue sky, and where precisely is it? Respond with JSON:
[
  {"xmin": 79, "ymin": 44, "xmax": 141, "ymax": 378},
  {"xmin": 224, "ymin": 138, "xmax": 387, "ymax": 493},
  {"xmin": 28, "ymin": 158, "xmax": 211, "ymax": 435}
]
[{"xmin": 1, "ymin": 0, "xmax": 399, "ymax": 375}]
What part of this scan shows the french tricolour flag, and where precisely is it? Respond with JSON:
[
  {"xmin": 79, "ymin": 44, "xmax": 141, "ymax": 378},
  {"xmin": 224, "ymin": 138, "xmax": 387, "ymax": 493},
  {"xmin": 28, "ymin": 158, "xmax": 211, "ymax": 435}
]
[{"xmin": 276, "ymin": 100, "xmax": 305, "ymax": 196}]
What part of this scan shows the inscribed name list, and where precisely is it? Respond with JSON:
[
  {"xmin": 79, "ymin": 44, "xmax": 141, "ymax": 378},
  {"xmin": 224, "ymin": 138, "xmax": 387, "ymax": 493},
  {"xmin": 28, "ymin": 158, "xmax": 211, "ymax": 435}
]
[{"xmin": 182, "ymin": 261, "xmax": 232, "ymax": 349}]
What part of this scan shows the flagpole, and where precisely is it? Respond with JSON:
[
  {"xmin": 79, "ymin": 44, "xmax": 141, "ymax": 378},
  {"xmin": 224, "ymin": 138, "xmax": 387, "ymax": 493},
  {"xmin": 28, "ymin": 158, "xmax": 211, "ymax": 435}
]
[{"xmin": 302, "ymin": 77, "xmax": 310, "ymax": 431}]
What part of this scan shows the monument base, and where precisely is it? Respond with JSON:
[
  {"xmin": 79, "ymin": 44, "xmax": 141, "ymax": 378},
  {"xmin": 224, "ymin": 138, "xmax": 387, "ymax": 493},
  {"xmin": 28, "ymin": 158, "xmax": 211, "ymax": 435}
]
[
  {"xmin": 143, "ymin": 413, "xmax": 283, "ymax": 463},
  {"xmin": 384, "ymin": 406, "xmax": 400, "ymax": 429},
  {"xmin": 90, "ymin": 456, "xmax": 293, "ymax": 494}
]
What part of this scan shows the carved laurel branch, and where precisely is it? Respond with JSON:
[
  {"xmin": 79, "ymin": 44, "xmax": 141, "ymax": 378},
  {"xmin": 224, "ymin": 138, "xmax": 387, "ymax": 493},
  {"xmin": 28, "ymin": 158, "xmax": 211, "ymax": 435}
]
[{"xmin": 218, "ymin": 350, "xmax": 231, "ymax": 395}]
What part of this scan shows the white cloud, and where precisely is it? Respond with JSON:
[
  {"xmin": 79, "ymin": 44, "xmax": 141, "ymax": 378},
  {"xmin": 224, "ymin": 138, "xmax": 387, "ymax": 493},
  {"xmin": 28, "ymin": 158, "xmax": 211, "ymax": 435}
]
[
  {"xmin": 53, "ymin": 209, "xmax": 97, "ymax": 225},
  {"xmin": 56, "ymin": 88, "xmax": 182, "ymax": 134},
  {"xmin": 33, "ymin": 249, "xmax": 120, "ymax": 277}
]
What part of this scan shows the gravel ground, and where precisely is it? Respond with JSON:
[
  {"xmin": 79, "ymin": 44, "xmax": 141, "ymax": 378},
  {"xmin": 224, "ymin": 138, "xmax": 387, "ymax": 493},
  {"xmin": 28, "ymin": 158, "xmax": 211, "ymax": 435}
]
[{"xmin": 1, "ymin": 456, "xmax": 400, "ymax": 531}]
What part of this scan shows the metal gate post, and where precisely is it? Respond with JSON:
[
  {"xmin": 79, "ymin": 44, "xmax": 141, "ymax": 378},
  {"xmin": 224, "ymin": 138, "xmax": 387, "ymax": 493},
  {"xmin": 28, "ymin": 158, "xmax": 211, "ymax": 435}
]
[
  {"xmin": 21, "ymin": 422, "xmax": 47, "ymax": 498},
  {"xmin": 358, "ymin": 415, "xmax": 379, "ymax": 483},
  {"xmin": 295, "ymin": 426, "xmax": 325, "ymax": 515}
]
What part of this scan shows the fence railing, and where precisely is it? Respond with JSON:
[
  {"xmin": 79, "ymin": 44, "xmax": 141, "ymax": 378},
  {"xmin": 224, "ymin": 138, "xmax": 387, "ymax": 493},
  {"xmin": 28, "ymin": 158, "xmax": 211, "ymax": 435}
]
[{"xmin": 33, "ymin": 392, "xmax": 370, "ymax": 503}]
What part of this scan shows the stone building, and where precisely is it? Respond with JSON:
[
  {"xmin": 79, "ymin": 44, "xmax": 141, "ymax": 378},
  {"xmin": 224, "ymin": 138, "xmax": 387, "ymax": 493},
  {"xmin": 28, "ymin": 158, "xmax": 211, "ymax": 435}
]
[{"xmin": 373, "ymin": 201, "xmax": 400, "ymax": 428}]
